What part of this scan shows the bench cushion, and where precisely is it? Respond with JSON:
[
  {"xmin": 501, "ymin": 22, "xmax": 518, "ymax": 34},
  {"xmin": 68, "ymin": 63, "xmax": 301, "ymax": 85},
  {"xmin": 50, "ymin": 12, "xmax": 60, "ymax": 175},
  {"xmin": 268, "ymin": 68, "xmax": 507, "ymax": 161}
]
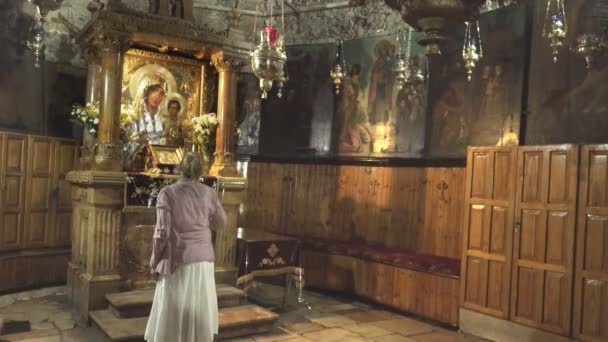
[{"xmin": 291, "ymin": 235, "xmax": 460, "ymax": 278}]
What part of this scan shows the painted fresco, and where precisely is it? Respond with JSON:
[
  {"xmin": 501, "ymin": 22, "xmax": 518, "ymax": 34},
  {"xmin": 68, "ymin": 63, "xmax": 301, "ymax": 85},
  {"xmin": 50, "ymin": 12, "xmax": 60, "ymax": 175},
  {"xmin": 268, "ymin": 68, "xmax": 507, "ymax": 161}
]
[
  {"xmin": 427, "ymin": 4, "xmax": 528, "ymax": 157},
  {"xmin": 336, "ymin": 34, "xmax": 427, "ymax": 157},
  {"xmin": 259, "ymin": 43, "xmax": 335, "ymax": 156},
  {"xmin": 525, "ymin": 0, "xmax": 608, "ymax": 144},
  {"xmin": 236, "ymin": 73, "xmax": 261, "ymax": 156}
]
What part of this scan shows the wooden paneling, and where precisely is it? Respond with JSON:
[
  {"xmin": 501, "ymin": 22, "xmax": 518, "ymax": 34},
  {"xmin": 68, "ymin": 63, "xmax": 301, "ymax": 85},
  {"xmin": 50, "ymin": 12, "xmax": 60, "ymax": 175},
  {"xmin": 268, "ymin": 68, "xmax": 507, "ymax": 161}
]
[
  {"xmin": 243, "ymin": 162, "xmax": 465, "ymax": 259},
  {"xmin": 461, "ymin": 146, "xmax": 517, "ymax": 319},
  {"xmin": 511, "ymin": 145, "xmax": 578, "ymax": 336},
  {"xmin": 0, "ymin": 134, "xmax": 27, "ymax": 252},
  {"xmin": 23, "ymin": 136, "xmax": 55, "ymax": 248},
  {"xmin": 51, "ymin": 141, "xmax": 78, "ymax": 247},
  {"xmin": 573, "ymin": 144, "xmax": 608, "ymax": 341},
  {"xmin": 0, "ymin": 131, "xmax": 76, "ymax": 293},
  {"xmin": 300, "ymin": 250, "xmax": 459, "ymax": 325}
]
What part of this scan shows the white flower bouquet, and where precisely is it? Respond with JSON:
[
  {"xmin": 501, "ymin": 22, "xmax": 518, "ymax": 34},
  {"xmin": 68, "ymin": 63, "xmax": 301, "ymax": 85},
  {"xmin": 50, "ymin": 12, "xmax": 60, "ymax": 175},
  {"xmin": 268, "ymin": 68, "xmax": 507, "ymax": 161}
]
[
  {"xmin": 70, "ymin": 102, "xmax": 99, "ymax": 136},
  {"xmin": 192, "ymin": 113, "xmax": 218, "ymax": 159}
]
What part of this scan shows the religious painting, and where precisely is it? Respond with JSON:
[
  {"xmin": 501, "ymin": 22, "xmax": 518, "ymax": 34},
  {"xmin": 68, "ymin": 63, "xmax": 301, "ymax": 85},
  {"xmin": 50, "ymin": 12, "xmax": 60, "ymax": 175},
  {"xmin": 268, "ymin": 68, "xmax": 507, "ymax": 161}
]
[
  {"xmin": 336, "ymin": 34, "xmax": 427, "ymax": 157},
  {"xmin": 525, "ymin": 0, "xmax": 608, "ymax": 144},
  {"xmin": 236, "ymin": 73, "xmax": 261, "ymax": 156},
  {"xmin": 121, "ymin": 49, "xmax": 204, "ymax": 146},
  {"xmin": 259, "ymin": 43, "xmax": 335, "ymax": 156},
  {"xmin": 426, "ymin": 4, "xmax": 528, "ymax": 157}
]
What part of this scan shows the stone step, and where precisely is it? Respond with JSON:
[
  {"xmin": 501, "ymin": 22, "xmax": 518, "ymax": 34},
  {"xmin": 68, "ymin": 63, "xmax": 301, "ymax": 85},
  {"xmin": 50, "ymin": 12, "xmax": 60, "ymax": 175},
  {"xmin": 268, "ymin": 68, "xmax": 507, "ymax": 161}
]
[
  {"xmin": 90, "ymin": 304, "xmax": 279, "ymax": 341},
  {"xmin": 106, "ymin": 284, "xmax": 247, "ymax": 318}
]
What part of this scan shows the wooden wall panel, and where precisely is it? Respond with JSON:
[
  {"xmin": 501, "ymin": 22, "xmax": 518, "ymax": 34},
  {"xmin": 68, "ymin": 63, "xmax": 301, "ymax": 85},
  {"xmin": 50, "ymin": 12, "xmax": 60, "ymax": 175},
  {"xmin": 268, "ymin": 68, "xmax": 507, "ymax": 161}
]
[
  {"xmin": 0, "ymin": 134, "xmax": 27, "ymax": 252},
  {"xmin": 461, "ymin": 146, "xmax": 517, "ymax": 319},
  {"xmin": 51, "ymin": 141, "xmax": 78, "ymax": 247},
  {"xmin": 511, "ymin": 145, "xmax": 578, "ymax": 336},
  {"xmin": 243, "ymin": 162, "xmax": 465, "ymax": 259},
  {"xmin": 300, "ymin": 250, "xmax": 459, "ymax": 325},
  {"xmin": 573, "ymin": 144, "xmax": 608, "ymax": 341},
  {"xmin": 0, "ymin": 131, "xmax": 76, "ymax": 293},
  {"xmin": 23, "ymin": 136, "xmax": 55, "ymax": 248}
]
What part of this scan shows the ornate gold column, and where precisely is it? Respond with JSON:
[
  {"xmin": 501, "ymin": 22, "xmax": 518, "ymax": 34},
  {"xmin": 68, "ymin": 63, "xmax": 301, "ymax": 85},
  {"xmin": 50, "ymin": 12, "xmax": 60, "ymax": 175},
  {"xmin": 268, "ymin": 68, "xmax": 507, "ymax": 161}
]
[
  {"xmin": 79, "ymin": 47, "xmax": 102, "ymax": 170},
  {"xmin": 209, "ymin": 55, "xmax": 244, "ymax": 177},
  {"xmin": 94, "ymin": 35, "xmax": 130, "ymax": 171},
  {"xmin": 67, "ymin": 31, "xmax": 130, "ymax": 321}
]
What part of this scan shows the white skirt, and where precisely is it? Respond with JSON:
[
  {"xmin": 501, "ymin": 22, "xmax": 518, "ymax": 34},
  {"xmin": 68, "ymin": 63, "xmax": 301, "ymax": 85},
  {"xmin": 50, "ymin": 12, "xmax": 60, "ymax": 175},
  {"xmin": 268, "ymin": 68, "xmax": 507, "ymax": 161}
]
[{"xmin": 145, "ymin": 261, "xmax": 218, "ymax": 342}]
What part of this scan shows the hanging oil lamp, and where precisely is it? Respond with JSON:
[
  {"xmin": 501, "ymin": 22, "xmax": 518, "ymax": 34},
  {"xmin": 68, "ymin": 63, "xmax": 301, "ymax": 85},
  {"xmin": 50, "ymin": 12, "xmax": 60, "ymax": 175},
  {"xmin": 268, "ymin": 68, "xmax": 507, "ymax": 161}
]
[
  {"xmin": 543, "ymin": 0, "xmax": 567, "ymax": 63},
  {"xmin": 25, "ymin": 2, "xmax": 45, "ymax": 69},
  {"xmin": 575, "ymin": 33, "xmax": 603, "ymax": 68},
  {"xmin": 462, "ymin": 21, "xmax": 483, "ymax": 82},
  {"xmin": 250, "ymin": 0, "xmax": 288, "ymax": 99},
  {"xmin": 394, "ymin": 30, "xmax": 409, "ymax": 90},
  {"xmin": 330, "ymin": 40, "xmax": 346, "ymax": 95}
]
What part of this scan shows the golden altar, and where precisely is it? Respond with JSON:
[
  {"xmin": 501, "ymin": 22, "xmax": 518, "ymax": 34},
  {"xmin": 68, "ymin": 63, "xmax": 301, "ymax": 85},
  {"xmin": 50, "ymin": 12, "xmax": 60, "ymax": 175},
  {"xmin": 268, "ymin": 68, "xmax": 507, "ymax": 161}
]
[{"xmin": 64, "ymin": 2, "xmax": 250, "ymax": 320}]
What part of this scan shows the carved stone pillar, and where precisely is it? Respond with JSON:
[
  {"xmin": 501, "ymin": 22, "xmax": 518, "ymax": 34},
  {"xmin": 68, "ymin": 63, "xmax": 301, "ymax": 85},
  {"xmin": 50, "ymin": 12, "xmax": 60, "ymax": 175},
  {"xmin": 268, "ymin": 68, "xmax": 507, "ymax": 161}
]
[
  {"xmin": 94, "ymin": 35, "xmax": 130, "ymax": 171},
  {"xmin": 66, "ymin": 171, "xmax": 125, "ymax": 321},
  {"xmin": 214, "ymin": 177, "xmax": 247, "ymax": 285},
  {"xmin": 209, "ymin": 56, "xmax": 244, "ymax": 177}
]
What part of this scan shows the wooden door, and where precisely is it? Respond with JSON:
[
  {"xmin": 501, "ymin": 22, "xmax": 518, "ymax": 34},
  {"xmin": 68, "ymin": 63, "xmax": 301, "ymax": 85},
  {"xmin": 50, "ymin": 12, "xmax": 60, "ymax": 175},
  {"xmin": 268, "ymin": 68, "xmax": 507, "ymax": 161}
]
[
  {"xmin": 50, "ymin": 140, "xmax": 77, "ymax": 247},
  {"xmin": 510, "ymin": 145, "xmax": 578, "ymax": 336},
  {"xmin": 0, "ymin": 133, "xmax": 27, "ymax": 251},
  {"xmin": 23, "ymin": 136, "xmax": 55, "ymax": 248},
  {"xmin": 573, "ymin": 144, "xmax": 608, "ymax": 341},
  {"xmin": 461, "ymin": 146, "xmax": 517, "ymax": 319}
]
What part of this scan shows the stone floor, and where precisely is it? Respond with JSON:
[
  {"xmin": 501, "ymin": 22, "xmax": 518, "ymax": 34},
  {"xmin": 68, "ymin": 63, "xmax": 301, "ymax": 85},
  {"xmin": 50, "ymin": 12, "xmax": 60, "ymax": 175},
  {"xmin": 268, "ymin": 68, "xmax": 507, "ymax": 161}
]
[{"xmin": 0, "ymin": 285, "xmax": 490, "ymax": 341}]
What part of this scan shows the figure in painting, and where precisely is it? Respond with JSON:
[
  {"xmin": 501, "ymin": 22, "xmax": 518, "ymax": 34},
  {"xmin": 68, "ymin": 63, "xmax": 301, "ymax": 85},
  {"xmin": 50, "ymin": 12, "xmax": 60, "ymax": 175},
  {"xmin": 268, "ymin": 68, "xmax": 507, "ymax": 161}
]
[
  {"xmin": 471, "ymin": 64, "xmax": 507, "ymax": 146},
  {"xmin": 163, "ymin": 99, "xmax": 184, "ymax": 145},
  {"xmin": 337, "ymin": 64, "xmax": 371, "ymax": 153},
  {"xmin": 132, "ymin": 84, "xmax": 166, "ymax": 144},
  {"xmin": 431, "ymin": 63, "xmax": 468, "ymax": 155},
  {"xmin": 367, "ymin": 40, "xmax": 395, "ymax": 125}
]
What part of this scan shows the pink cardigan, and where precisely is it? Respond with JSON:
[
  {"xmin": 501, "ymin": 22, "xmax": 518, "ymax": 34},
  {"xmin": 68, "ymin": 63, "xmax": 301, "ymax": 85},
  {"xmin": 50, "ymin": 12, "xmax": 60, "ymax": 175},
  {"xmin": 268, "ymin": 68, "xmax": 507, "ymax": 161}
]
[{"xmin": 150, "ymin": 179, "xmax": 227, "ymax": 275}]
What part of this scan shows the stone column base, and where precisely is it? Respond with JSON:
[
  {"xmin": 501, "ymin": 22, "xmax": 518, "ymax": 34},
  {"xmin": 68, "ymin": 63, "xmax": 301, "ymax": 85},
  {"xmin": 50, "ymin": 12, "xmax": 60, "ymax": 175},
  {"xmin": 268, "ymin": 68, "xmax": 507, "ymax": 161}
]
[
  {"xmin": 215, "ymin": 265, "xmax": 238, "ymax": 286},
  {"xmin": 66, "ymin": 262, "xmax": 80, "ymax": 305},
  {"xmin": 73, "ymin": 274, "xmax": 122, "ymax": 322}
]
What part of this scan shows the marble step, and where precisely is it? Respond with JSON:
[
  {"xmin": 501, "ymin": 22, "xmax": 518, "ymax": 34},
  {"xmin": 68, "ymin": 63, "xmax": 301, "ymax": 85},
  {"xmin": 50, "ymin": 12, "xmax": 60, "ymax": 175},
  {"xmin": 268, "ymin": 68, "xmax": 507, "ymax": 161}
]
[
  {"xmin": 90, "ymin": 304, "xmax": 279, "ymax": 341},
  {"xmin": 106, "ymin": 284, "xmax": 247, "ymax": 318}
]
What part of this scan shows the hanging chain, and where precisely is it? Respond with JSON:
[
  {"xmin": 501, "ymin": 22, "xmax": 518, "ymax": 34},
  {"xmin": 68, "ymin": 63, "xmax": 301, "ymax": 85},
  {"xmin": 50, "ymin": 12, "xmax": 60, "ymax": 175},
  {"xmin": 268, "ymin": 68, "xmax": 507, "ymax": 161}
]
[
  {"xmin": 476, "ymin": 21, "xmax": 483, "ymax": 58},
  {"xmin": 281, "ymin": 0, "xmax": 285, "ymax": 38},
  {"xmin": 252, "ymin": 0, "xmax": 261, "ymax": 50},
  {"xmin": 405, "ymin": 28, "xmax": 412, "ymax": 71},
  {"xmin": 269, "ymin": 0, "xmax": 274, "ymax": 27}
]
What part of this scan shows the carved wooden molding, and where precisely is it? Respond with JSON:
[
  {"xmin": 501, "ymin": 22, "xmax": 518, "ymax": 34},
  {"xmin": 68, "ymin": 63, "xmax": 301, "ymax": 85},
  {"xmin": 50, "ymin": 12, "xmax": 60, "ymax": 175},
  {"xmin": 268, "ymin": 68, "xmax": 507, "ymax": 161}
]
[
  {"xmin": 96, "ymin": 143, "xmax": 123, "ymax": 161},
  {"xmin": 211, "ymin": 57, "xmax": 245, "ymax": 73}
]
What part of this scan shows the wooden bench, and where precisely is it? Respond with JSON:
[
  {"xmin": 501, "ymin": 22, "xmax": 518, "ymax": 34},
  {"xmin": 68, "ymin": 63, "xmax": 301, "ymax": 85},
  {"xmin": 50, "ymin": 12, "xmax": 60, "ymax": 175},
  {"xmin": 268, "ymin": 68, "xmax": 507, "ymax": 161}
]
[{"xmin": 296, "ymin": 237, "xmax": 460, "ymax": 326}]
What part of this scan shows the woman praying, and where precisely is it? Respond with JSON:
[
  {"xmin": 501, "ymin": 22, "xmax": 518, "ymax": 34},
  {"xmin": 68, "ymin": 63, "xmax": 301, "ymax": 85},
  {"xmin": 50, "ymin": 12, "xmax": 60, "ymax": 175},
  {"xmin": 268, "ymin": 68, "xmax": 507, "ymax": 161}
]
[{"xmin": 145, "ymin": 152, "xmax": 227, "ymax": 342}]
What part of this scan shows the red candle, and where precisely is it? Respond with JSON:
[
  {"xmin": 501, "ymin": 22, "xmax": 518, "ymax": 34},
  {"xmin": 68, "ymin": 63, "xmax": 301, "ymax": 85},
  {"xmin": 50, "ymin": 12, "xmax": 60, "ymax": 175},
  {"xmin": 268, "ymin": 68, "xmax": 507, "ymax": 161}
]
[{"xmin": 262, "ymin": 26, "xmax": 278, "ymax": 45}]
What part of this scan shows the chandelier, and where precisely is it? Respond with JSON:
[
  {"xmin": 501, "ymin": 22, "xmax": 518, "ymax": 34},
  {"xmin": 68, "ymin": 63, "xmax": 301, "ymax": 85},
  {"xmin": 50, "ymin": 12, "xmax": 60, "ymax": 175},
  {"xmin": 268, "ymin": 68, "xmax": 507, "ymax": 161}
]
[
  {"xmin": 542, "ymin": 0, "xmax": 567, "ymax": 63},
  {"xmin": 250, "ymin": 0, "xmax": 288, "ymax": 99},
  {"xmin": 384, "ymin": 0, "xmax": 486, "ymax": 55},
  {"xmin": 462, "ymin": 20, "xmax": 483, "ymax": 81},
  {"xmin": 330, "ymin": 40, "xmax": 346, "ymax": 95}
]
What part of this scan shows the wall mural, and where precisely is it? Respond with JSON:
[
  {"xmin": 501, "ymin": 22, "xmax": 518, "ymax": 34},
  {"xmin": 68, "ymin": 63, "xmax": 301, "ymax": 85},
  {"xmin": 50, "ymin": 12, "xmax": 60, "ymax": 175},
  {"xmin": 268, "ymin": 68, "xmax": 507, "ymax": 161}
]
[
  {"xmin": 525, "ymin": 0, "xmax": 608, "ymax": 144},
  {"xmin": 259, "ymin": 43, "xmax": 335, "ymax": 156},
  {"xmin": 336, "ymin": 34, "xmax": 427, "ymax": 157},
  {"xmin": 427, "ymin": 4, "xmax": 528, "ymax": 157},
  {"xmin": 236, "ymin": 73, "xmax": 261, "ymax": 156}
]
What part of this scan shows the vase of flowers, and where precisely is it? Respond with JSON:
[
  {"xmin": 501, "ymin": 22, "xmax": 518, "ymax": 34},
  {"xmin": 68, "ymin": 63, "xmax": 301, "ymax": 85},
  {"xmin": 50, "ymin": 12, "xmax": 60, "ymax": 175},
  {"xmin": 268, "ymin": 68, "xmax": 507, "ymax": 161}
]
[
  {"xmin": 70, "ymin": 102, "xmax": 100, "ymax": 169},
  {"xmin": 191, "ymin": 113, "xmax": 218, "ymax": 175}
]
